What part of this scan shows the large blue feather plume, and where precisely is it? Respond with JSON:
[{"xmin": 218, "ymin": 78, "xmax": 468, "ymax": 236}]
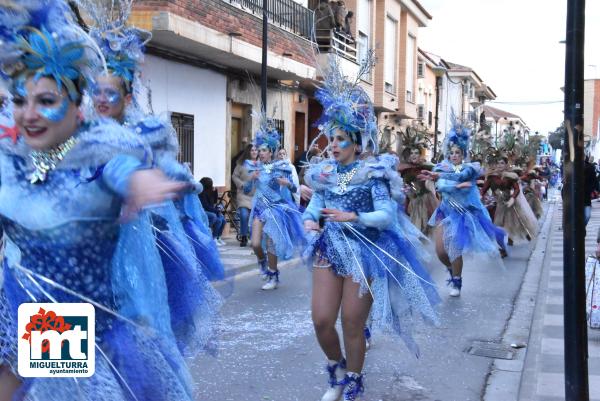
[
  {"xmin": 0, "ymin": 0, "xmax": 103, "ymax": 99},
  {"xmin": 77, "ymin": 0, "xmax": 149, "ymax": 89},
  {"xmin": 254, "ymin": 114, "xmax": 281, "ymax": 152},
  {"xmin": 444, "ymin": 111, "xmax": 472, "ymax": 158},
  {"xmin": 311, "ymin": 51, "xmax": 378, "ymax": 157},
  {"xmin": 18, "ymin": 26, "xmax": 89, "ymax": 100}
]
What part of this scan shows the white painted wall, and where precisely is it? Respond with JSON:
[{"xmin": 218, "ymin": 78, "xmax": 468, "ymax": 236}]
[{"xmin": 141, "ymin": 55, "xmax": 228, "ymax": 186}]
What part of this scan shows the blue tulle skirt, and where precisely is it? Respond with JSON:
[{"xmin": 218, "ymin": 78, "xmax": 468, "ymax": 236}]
[
  {"xmin": 304, "ymin": 223, "xmax": 440, "ymax": 356},
  {"xmin": 429, "ymin": 201, "xmax": 506, "ymax": 262},
  {"xmin": 251, "ymin": 198, "xmax": 305, "ymax": 260},
  {"xmin": 1, "ymin": 264, "xmax": 195, "ymax": 401},
  {"xmin": 150, "ymin": 199, "xmax": 224, "ymax": 357},
  {"xmin": 0, "ymin": 209, "xmax": 219, "ymax": 400}
]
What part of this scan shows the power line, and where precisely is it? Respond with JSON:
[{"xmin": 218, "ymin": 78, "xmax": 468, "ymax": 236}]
[{"xmin": 489, "ymin": 100, "xmax": 563, "ymax": 105}]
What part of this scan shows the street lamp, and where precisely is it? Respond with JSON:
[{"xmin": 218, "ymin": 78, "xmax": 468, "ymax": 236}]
[{"xmin": 431, "ymin": 65, "xmax": 447, "ymax": 161}]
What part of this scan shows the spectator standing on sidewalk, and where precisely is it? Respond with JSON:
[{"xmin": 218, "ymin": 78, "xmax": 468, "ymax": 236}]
[
  {"xmin": 232, "ymin": 144, "xmax": 258, "ymax": 247},
  {"xmin": 200, "ymin": 177, "xmax": 227, "ymax": 246}
]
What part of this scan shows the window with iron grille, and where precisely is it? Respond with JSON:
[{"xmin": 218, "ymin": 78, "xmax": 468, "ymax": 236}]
[
  {"xmin": 417, "ymin": 104, "xmax": 425, "ymax": 120},
  {"xmin": 428, "ymin": 111, "xmax": 433, "ymax": 126},
  {"xmin": 273, "ymin": 119, "xmax": 285, "ymax": 148},
  {"xmin": 171, "ymin": 112, "xmax": 194, "ymax": 170}
]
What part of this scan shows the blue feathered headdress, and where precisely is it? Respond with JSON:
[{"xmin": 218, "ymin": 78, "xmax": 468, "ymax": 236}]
[
  {"xmin": 0, "ymin": 0, "xmax": 103, "ymax": 101},
  {"xmin": 444, "ymin": 112, "xmax": 472, "ymax": 158},
  {"xmin": 77, "ymin": 0, "xmax": 150, "ymax": 92},
  {"xmin": 253, "ymin": 114, "xmax": 281, "ymax": 153},
  {"xmin": 312, "ymin": 51, "xmax": 378, "ymax": 155}
]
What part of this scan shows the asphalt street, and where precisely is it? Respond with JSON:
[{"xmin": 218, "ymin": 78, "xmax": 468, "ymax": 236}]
[{"xmin": 192, "ymin": 233, "xmax": 538, "ymax": 401}]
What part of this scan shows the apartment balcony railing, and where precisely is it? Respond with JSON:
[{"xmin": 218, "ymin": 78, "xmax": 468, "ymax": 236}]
[
  {"xmin": 223, "ymin": 0, "xmax": 314, "ymax": 41},
  {"xmin": 315, "ymin": 29, "xmax": 357, "ymax": 63}
]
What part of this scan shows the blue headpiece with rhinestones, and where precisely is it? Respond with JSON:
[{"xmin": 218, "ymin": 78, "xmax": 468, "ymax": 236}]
[
  {"xmin": 253, "ymin": 113, "xmax": 281, "ymax": 153},
  {"xmin": 312, "ymin": 52, "xmax": 378, "ymax": 155},
  {"xmin": 444, "ymin": 112, "xmax": 472, "ymax": 158},
  {"xmin": 77, "ymin": 0, "xmax": 150, "ymax": 93},
  {"xmin": 0, "ymin": 0, "xmax": 104, "ymax": 101}
]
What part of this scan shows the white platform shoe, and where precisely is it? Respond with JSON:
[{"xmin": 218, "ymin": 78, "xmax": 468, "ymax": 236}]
[
  {"xmin": 321, "ymin": 358, "xmax": 347, "ymax": 401},
  {"xmin": 261, "ymin": 269, "xmax": 279, "ymax": 290}
]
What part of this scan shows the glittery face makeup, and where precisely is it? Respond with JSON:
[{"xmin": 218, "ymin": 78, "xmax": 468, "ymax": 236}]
[
  {"xmin": 338, "ymin": 140, "xmax": 351, "ymax": 149},
  {"xmin": 92, "ymin": 85, "xmax": 123, "ymax": 105},
  {"xmin": 330, "ymin": 128, "xmax": 357, "ymax": 165},
  {"xmin": 39, "ymin": 97, "xmax": 69, "ymax": 122},
  {"xmin": 12, "ymin": 77, "xmax": 79, "ymax": 151},
  {"xmin": 92, "ymin": 75, "xmax": 129, "ymax": 121}
]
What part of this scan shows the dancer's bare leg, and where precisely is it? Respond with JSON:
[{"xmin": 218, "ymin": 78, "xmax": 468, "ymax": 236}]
[
  {"xmin": 312, "ymin": 265, "xmax": 344, "ymax": 361},
  {"xmin": 251, "ymin": 218, "xmax": 265, "ymax": 262},
  {"xmin": 340, "ymin": 278, "xmax": 373, "ymax": 373},
  {"xmin": 451, "ymin": 256, "xmax": 463, "ymax": 278},
  {"xmin": 434, "ymin": 227, "xmax": 451, "ymax": 268}
]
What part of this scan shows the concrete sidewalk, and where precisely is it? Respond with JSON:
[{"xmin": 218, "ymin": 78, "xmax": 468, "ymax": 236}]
[
  {"xmin": 216, "ymin": 238, "xmax": 256, "ymax": 277},
  {"xmin": 217, "ymin": 237, "xmax": 298, "ymax": 278},
  {"xmin": 518, "ymin": 200, "xmax": 600, "ymax": 400},
  {"xmin": 485, "ymin": 196, "xmax": 600, "ymax": 401}
]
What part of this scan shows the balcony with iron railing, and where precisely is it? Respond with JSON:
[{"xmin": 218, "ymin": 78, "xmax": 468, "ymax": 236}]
[
  {"xmin": 222, "ymin": 0, "xmax": 314, "ymax": 41},
  {"xmin": 315, "ymin": 29, "xmax": 357, "ymax": 64}
]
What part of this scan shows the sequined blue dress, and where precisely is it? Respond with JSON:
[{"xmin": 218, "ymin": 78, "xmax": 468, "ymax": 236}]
[
  {"xmin": 247, "ymin": 160, "xmax": 305, "ymax": 259},
  {"xmin": 0, "ymin": 121, "xmax": 205, "ymax": 400},
  {"xmin": 428, "ymin": 161, "xmax": 506, "ymax": 262},
  {"xmin": 303, "ymin": 158, "xmax": 439, "ymax": 356}
]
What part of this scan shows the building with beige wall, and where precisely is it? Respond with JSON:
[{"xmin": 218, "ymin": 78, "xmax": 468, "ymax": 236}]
[
  {"xmin": 124, "ymin": 0, "xmax": 440, "ymax": 184},
  {"xmin": 372, "ymin": 1, "xmax": 431, "ymax": 125},
  {"xmin": 416, "ymin": 49, "xmax": 438, "ymax": 132}
]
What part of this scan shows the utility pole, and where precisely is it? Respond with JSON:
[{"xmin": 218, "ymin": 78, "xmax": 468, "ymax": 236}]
[
  {"xmin": 562, "ymin": 0, "xmax": 588, "ymax": 400},
  {"xmin": 261, "ymin": 0, "xmax": 268, "ymax": 113}
]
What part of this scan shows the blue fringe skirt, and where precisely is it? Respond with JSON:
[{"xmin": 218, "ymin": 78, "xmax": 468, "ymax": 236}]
[
  {"xmin": 304, "ymin": 223, "xmax": 440, "ymax": 356},
  {"xmin": 429, "ymin": 201, "xmax": 506, "ymax": 262},
  {"xmin": 251, "ymin": 198, "xmax": 305, "ymax": 260}
]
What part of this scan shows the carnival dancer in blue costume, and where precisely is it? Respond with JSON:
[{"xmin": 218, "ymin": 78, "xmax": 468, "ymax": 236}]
[
  {"xmin": 420, "ymin": 119, "xmax": 507, "ymax": 297},
  {"xmin": 0, "ymin": 1, "xmax": 204, "ymax": 399},
  {"xmin": 246, "ymin": 117, "xmax": 305, "ymax": 290},
  {"xmin": 80, "ymin": 0, "xmax": 225, "ymax": 355},
  {"xmin": 303, "ymin": 54, "xmax": 439, "ymax": 401}
]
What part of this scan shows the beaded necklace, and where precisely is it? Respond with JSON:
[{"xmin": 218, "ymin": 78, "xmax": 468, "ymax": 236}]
[
  {"xmin": 263, "ymin": 161, "xmax": 273, "ymax": 174},
  {"xmin": 337, "ymin": 161, "xmax": 359, "ymax": 193},
  {"xmin": 29, "ymin": 136, "xmax": 78, "ymax": 184}
]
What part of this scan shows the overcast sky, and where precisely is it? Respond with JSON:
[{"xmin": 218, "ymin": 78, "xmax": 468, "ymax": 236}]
[{"xmin": 418, "ymin": 0, "xmax": 600, "ymax": 135}]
